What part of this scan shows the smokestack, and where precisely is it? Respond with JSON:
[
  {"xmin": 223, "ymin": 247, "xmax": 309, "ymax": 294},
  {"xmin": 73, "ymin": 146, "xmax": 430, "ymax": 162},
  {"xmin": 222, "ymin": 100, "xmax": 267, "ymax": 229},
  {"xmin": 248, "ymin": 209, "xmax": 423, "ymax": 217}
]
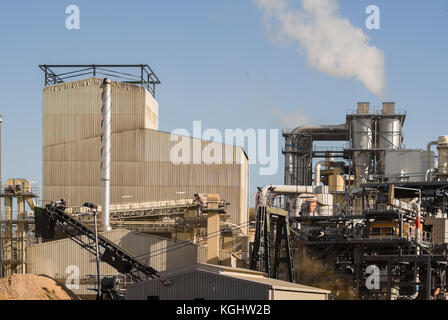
[
  {"xmin": 357, "ymin": 102, "xmax": 370, "ymax": 114},
  {"xmin": 101, "ymin": 79, "xmax": 111, "ymax": 231},
  {"xmin": 382, "ymin": 102, "xmax": 395, "ymax": 115}
]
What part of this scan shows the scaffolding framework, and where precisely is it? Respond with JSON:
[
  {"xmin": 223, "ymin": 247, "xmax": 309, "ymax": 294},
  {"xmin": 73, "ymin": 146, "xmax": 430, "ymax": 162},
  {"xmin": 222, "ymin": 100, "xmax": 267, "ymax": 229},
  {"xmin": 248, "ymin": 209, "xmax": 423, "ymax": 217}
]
[{"xmin": 0, "ymin": 179, "xmax": 38, "ymax": 276}]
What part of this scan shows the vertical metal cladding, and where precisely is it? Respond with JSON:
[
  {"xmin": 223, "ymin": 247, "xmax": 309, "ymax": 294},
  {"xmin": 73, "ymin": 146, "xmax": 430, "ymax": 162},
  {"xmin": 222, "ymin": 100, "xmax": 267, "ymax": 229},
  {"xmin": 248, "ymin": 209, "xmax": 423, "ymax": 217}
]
[
  {"xmin": 42, "ymin": 77, "xmax": 158, "ymax": 148},
  {"xmin": 425, "ymin": 217, "xmax": 448, "ymax": 244},
  {"xmin": 125, "ymin": 270, "xmax": 269, "ymax": 300},
  {"xmin": 42, "ymin": 78, "xmax": 248, "ymax": 232},
  {"xmin": 43, "ymin": 129, "xmax": 248, "ymax": 232},
  {"xmin": 26, "ymin": 229, "xmax": 198, "ymax": 295}
]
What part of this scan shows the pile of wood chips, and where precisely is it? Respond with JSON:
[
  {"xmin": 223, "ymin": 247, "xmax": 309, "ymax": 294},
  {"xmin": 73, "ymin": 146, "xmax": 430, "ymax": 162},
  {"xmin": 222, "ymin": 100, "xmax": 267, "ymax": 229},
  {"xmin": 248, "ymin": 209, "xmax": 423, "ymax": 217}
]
[{"xmin": 0, "ymin": 274, "xmax": 78, "ymax": 300}]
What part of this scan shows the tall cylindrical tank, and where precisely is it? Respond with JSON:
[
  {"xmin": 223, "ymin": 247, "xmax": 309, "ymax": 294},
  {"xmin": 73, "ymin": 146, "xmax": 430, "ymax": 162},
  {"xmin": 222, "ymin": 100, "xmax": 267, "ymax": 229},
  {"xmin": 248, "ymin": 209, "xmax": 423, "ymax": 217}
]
[
  {"xmin": 351, "ymin": 112, "xmax": 373, "ymax": 180},
  {"xmin": 328, "ymin": 168, "xmax": 345, "ymax": 206},
  {"xmin": 351, "ymin": 117, "xmax": 373, "ymax": 150},
  {"xmin": 378, "ymin": 117, "xmax": 402, "ymax": 150},
  {"xmin": 328, "ymin": 171, "xmax": 345, "ymax": 192},
  {"xmin": 377, "ymin": 103, "xmax": 404, "ymax": 175},
  {"xmin": 437, "ymin": 136, "xmax": 448, "ymax": 178}
]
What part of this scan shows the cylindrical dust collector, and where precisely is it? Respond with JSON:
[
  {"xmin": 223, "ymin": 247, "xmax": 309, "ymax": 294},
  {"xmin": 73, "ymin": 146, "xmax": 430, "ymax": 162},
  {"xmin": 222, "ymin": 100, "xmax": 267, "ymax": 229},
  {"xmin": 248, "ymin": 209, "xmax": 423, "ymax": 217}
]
[
  {"xmin": 351, "ymin": 102, "xmax": 373, "ymax": 180},
  {"xmin": 101, "ymin": 79, "xmax": 111, "ymax": 231},
  {"xmin": 437, "ymin": 136, "xmax": 448, "ymax": 180}
]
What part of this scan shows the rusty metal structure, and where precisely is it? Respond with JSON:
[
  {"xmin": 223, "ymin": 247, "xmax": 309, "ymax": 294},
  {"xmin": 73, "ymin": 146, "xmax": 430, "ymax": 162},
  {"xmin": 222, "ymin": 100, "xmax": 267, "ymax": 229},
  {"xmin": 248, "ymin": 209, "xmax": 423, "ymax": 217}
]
[{"xmin": 0, "ymin": 179, "xmax": 38, "ymax": 276}]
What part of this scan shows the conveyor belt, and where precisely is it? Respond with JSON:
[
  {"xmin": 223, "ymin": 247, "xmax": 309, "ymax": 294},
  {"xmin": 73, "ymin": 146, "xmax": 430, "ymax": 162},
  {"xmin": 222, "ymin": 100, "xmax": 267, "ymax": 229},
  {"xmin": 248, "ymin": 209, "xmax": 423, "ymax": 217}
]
[{"xmin": 35, "ymin": 202, "xmax": 159, "ymax": 282}]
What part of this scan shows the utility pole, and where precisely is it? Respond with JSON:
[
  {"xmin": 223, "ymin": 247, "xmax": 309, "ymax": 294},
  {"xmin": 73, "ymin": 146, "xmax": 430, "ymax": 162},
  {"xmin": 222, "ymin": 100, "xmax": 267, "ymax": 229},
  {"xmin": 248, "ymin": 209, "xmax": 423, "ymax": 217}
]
[{"xmin": 84, "ymin": 202, "xmax": 102, "ymax": 300}]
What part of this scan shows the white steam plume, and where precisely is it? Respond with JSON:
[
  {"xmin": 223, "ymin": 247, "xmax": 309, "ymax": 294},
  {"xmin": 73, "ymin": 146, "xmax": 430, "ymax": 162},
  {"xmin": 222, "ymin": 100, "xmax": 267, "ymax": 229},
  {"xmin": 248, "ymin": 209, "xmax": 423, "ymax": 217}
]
[
  {"xmin": 255, "ymin": 0, "xmax": 386, "ymax": 98},
  {"xmin": 276, "ymin": 109, "xmax": 309, "ymax": 128}
]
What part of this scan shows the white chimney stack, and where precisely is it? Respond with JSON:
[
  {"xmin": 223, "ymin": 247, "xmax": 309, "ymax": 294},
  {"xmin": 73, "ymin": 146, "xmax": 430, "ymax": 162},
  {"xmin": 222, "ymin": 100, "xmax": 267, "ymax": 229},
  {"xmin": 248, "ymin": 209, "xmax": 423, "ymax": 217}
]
[{"xmin": 101, "ymin": 79, "xmax": 111, "ymax": 231}]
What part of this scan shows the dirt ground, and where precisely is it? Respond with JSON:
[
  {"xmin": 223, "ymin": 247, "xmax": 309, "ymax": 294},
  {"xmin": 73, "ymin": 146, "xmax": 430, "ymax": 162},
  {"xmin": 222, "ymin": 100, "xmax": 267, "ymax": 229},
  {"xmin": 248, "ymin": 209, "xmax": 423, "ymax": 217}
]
[{"xmin": 0, "ymin": 274, "xmax": 79, "ymax": 300}]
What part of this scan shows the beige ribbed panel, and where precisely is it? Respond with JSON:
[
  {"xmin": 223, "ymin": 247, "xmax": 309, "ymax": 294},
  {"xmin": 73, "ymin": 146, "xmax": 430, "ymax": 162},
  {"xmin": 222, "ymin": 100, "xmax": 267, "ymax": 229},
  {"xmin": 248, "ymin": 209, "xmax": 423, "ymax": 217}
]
[
  {"xmin": 43, "ymin": 79, "xmax": 248, "ymax": 231},
  {"xmin": 26, "ymin": 229, "xmax": 197, "ymax": 295},
  {"xmin": 43, "ymin": 77, "xmax": 158, "ymax": 148}
]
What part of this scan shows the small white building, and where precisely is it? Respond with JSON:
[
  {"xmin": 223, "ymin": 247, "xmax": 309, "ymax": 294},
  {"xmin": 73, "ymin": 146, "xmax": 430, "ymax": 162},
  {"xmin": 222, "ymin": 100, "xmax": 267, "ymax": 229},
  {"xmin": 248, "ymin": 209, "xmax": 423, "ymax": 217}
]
[{"xmin": 125, "ymin": 263, "xmax": 331, "ymax": 300}]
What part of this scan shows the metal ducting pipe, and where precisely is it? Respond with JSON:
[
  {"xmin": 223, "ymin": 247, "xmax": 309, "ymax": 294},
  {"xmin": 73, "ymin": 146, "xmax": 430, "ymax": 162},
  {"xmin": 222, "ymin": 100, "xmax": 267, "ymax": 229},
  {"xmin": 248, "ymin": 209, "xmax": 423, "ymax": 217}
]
[
  {"xmin": 291, "ymin": 124, "xmax": 349, "ymax": 141},
  {"xmin": 427, "ymin": 140, "xmax": 438, "ymax": 172},
  {"xmin": 255, "ymin": 185, "xmax": 314, "ymax": 210},
  {"xmin": 315, "ymin": 161, "xmax": 330, "ymax": 187},
  {"xmin": 425, "ymin": 169, "xmax": 435, "ymax": 182},
  {"xmin": 101, "ymin": 79, "xmax": 112, "ymax": 232}
]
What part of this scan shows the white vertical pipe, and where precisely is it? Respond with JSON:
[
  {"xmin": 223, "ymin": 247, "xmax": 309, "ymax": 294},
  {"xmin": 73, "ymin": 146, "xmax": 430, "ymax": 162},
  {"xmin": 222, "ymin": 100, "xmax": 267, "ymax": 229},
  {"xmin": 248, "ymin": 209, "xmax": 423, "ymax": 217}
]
[
  {"xmin": 101, "ymin": 79, "xmax": 111, "ymax": 231},
  {"xmin": 427, "ymin": 140, "xmax": 437, "ymax": 172},
  {"xmin": 315, "ymin": 161, "xmax": 329, "ymax": 187}
]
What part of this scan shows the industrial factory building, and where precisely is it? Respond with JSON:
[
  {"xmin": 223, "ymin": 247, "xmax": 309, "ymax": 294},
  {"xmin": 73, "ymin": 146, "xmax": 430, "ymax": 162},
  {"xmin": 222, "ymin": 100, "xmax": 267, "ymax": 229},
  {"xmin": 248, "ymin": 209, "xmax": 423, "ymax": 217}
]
[
  {"xmin": 125, "ymin": 263, "xmax": 331, "ymax": 300},
  {"xmin": 249, "ymin": 101, "xmax": 448, "ymax": 300},
  {"xmin": 42, "ymin": 71, "xmax": 249, "ymax": 235},
  {"xmin": 3, "ymin": 63, "xmax": 448, "ymax": 301},
  {"xmin": 26, "ymin": 229, "xmax": 199, "ymax": 297}
]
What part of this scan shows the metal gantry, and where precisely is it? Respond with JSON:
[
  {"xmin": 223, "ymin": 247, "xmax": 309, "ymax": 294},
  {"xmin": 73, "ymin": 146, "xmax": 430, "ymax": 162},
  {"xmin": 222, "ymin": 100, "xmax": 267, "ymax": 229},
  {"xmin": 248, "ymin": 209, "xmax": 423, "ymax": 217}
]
[
  {"xmin": 250, "ymin": 206, "xmax": 295, "ymax": 283},
  {"xmin": 0, "ymin": 179, "xmax": 38, "ymax": 276}
]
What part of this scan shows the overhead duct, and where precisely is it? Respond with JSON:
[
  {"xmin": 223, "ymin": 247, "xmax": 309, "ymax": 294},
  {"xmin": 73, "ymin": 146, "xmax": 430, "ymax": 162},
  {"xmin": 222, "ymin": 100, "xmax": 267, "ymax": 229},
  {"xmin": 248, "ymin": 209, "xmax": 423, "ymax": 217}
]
[
  {"xmin": 291, "ymin": 124, "xmax": 350, "ymax": 141},
  {"xmin": 284, "ymin": 123, "xmax": 349, "ymax": 186},
  {"xmin": 314, "ymin": 161, "xmax": 329, "ymax": 187},
  {"xmin": 101, "ymin": 79, "xmax": 112, "ymax": 232},
  {"xmin": 256, "ymin": 185, "xmax": 314, "ymax": 208}
]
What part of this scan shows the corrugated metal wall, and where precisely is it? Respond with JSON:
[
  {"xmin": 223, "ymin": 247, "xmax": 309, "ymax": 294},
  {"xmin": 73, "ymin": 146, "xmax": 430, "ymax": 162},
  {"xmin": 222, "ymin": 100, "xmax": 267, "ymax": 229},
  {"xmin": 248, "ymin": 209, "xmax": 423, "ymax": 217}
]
[
  {"xmin": 426, "ymin": 217, "xmax": 448, "ymax": 243},
  {"xmin": 125, "ymin": 270, "xmax": 269, "ymax": 300},
  {"xmin": 43, "ymin": 79, "xmax": 249, "ymax": 232},
  {"xmin": 26, "ymin": 229, "xmax": 197, "ymax": 295},
  {"xmin": 43, "ymin": 77, "xmax": 158, "ymax": 147}
]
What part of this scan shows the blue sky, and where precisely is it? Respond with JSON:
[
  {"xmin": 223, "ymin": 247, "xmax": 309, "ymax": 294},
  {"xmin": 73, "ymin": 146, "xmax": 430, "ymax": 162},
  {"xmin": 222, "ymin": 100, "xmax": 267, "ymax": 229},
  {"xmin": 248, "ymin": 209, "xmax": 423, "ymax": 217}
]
[{"xmin": 0, "ymin": 0, "xmax": 447, "ymax": 203}]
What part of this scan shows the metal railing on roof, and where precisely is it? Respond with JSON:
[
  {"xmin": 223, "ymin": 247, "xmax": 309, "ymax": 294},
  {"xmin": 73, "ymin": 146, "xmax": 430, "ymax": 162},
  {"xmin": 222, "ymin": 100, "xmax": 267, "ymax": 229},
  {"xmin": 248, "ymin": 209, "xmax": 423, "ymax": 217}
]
[
  {"xmin": 38, "ymin": 64, "xmax": 161, "ymax": 97},
  {"xmin": 346, "ymin": 109, "xmax": 407, "ymax": 116}
]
